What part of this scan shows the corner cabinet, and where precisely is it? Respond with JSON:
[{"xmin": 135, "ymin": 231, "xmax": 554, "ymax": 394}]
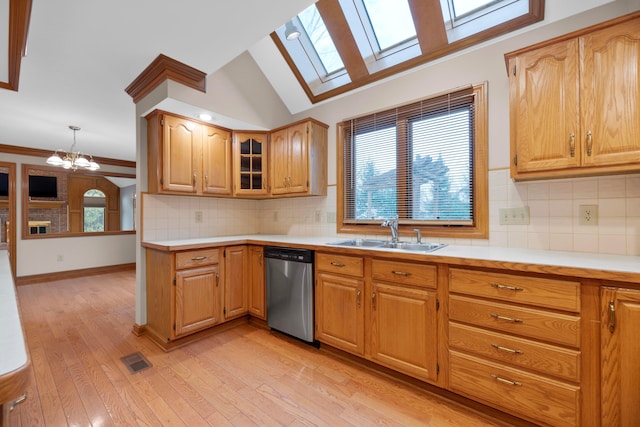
[
  {"xmin": 233, "ymin": 132, "xmax": 268, "ymax": 197},
  {"xmin": 506, "ymin": 12, "xmax": 640, "ymax": 180},
  {"xmin": 248, "ymin": 245, "xmax": 266, "ymax": 319},
  {"xmin": 601, "ymin": 286, "xmax": 640, "ymax": 427},
  {"xmin": 223, "ymin": 245, "xmax": 248, "ymax": 320},
  {"xmin": 270, "ymin": 119, "xmax": 328, "ymax": 196},
  {"xmin": 146, "ymin": 110, "xmax": 232, "ymax": 196}
]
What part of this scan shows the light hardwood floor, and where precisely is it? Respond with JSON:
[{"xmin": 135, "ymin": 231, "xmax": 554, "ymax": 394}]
[{"xmin": 11, "ymin": 270, "xmax": 511, "ymax": 426}]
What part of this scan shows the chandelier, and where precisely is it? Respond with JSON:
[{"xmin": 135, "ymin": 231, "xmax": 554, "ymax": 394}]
[{"xmin": 46, "ymin": 125, "xmax": 100, "ymax": 171}]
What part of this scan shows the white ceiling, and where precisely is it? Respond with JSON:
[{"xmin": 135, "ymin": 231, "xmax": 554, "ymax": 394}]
[
  {"xmin": 1, "ymin": 0, "xmax": 638, "ymax": 165},
  {"xmin": 0, "ymin": 0, "xmax": 315, "ymax": 162}
]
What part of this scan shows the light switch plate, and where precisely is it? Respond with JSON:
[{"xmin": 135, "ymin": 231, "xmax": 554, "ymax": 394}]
[{"xmin": 499, "ymin": 206, "xmax": 530, "ymax": 225}]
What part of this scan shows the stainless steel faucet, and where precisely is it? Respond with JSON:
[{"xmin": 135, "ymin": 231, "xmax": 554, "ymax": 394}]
[
  {"xmin": 381, "ymin": 217, "xmax": 399, "ymax": 243},
  {"xmin": 413, "ymin": 228, "xmax": 422, "ymax": 244}
]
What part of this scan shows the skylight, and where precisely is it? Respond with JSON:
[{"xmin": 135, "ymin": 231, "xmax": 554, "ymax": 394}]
[
  {"xmin": 361, "ymin": 0, "xmax": 416, "ymax": 52},
  {"xmin": 298, "ymin": 4, "xmax": 344, "ymax": 75},
  {"xmin": 451, "ymin": 0, "xmax": 500, "ymax": 18},
  {"xmin": 271, "ymin": 0, "xmax": 544, "ymax": 102}
]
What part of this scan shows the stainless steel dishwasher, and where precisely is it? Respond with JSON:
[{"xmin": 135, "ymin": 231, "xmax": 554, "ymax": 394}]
[{"xmin": 264, "ymin": 246, "xmax": 314, "ymax": 343}]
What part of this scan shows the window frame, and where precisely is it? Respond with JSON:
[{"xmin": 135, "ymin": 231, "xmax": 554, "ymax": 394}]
[{"xmin": 337, "ymin": 82, "xmax": 488, "ymax": 239}]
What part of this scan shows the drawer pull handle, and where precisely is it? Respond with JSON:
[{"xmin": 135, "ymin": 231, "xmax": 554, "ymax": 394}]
[
  {"xmin": 490, "ymin": 313, "xmax": 523, "ymax": 323},
  {"xmin": 330, "ymin": 262, "xmax": 346, "ymax": 267},
  {"xmin": 491, "ymin": 374, "xmax": 522, "ymax": 386},
  {"xmin": 608, "ymin": 300, "xmax": 616, "ymax": 333},
  {"xmin": 191, "ymin": 256, "xmax": 207, "ymax": 261},
  {"xmin": 491, "ymin": 343, "xmax": 523, "ymax": 354},
  {"xmin": 392, "ymin": 271, "xmax": 411, "ymax": 276},
  {"xmin": 10, "ymin": 393, "xmax": 27, "ymax": 411},
  {"xmin": 491, "ymin": 283, "xmax": 524, "ymax": 292}
]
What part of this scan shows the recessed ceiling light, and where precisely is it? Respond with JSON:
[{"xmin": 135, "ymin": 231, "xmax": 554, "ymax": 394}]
[{"xmin": 198, "ymin": 113, "xmax": 212, "ymax": 121}]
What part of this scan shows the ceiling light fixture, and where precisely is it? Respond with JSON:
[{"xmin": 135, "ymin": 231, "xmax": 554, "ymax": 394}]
[
  {"xmin": 198, "ymin": 113, "xmax": 212, "ymax": 121},
  {"xmin": 46, "ymin": 126, "xmax": 100, "ymax": 171},
  {"xmin": 285, "ymin": 21, "xmax": 301, "ymax": 40}
]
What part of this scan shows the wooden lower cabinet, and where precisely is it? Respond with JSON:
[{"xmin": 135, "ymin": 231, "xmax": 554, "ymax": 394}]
[
  {"xmin": 175, "ymin": 265, "xmax": 220, "ymax": 336},
  {"xmin": 248, "ymin": 245, "xmax": 266, "ymax": 319},
  {"xmin": 370, "ymin": 281, "xmax": 437, "ymax": 382},
  {"xmin": 224, "ymin": 245, "xmax": 248, "ymax": 320},
  {"xmin": 448, "ymin": 267, "xmax": 582, "ymax": 427},
  {"xmin": 601, "ymin": 287, "xmax": 640, "ymax": 427},
  {"xmin": 316, "ymin": 272, "xmax": 365, "ymax": 355},
  {"xmin": 145, "ymin": 247, "xmax": 222, "ymax": 344},
  {"xmin": 450, "ymin": 351, "xmax": 580, "ymax": 427},
  {"xmin": 315, "ymin": 253, "xmax": 439, "ymax": 385},
  {"xmin": 145, "ymin": 244, "xmax": 267, "ymax": 348}
]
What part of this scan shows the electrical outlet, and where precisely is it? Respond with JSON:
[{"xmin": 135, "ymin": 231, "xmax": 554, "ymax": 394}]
[
  {"xmin": 195, "ymin": 211, "xmax": 203, "ymax": 223},
  {"xmin": 579, "ymin": 205, "xmax": 598, "ymax": 226},
  {"xmin": 498, "ymin": 207, "xmax": 530, "ymax": 225},
  {"xmin": 314, "ymin": 210, "xmax": 321, "ymax": 223}
]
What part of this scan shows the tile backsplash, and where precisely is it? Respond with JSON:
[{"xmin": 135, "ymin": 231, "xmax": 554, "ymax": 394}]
[{"xmin": 142, "ymin": 169, "xmax": 640, "ymax": 256}]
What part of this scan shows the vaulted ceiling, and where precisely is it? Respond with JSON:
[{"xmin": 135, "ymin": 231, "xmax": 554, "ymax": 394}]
[{"xmin": 0, "ymin": 0, "xmax": 636, "ymax": 163}]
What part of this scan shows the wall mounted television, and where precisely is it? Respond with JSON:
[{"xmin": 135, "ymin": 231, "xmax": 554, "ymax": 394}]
[
  {"xmin": 29, "ymin": 175, "xmax": 58, "ymax": 198},
  {"xmin": 0, "ymin": 172, "xmax": 8, "ymax": 197}
]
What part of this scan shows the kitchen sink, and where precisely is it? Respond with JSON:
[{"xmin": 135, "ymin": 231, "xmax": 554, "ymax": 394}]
[
  {"xmin": 380, "ymin": 242, "xmax": 446, "ymax": 252},
  {"xmin": 327, "ymin": 239, "xmax": 446, "ymax": 253},
  {"xmin": 328, "ymin": 239, "xmax": 387, "ymax": 247}
]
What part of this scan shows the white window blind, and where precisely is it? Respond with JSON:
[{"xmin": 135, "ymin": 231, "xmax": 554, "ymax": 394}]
[{"xmin": 341, "ymin": 86, "xmax": 475, "ymax": 226}]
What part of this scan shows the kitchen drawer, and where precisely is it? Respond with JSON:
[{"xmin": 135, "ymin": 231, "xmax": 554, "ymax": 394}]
[
  {"xmin": 449, "ymin": 322, "xmax": 580, "ymax": 382},
  {"xmin": 371, "ymin": 259, "xmax": 436, "ymax": 289},
  {"xmin": 316, "ymin": 253, "xmax": 364, "ymax": 277},
  {"xmin": 449, "ymin": 351, "xmax": 579, "ymax": 427},
  {"xmin": 175, "ymin": 248, "xmax": 220, "ymax": 270},
  {"xmin": 449, "ymin": 295, "xmax": 580, "ymax": 347},
  {"xmin": 449, "ymin": 268, "xmax": 580, "ymax": 312}
]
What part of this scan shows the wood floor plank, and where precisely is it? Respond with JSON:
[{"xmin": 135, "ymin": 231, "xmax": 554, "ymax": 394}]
[{"xmin": 13, "ymin": 270, "xmax": 516, "ymax": 427}]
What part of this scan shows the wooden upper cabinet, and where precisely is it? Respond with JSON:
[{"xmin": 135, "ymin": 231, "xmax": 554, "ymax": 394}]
[
  {"xmin": 162, "ymin": 114, "xmax": 200, "ymax": 193},
  {"xmin": 269, "ymin": 119, "xmax": 327, "ymax": 197},
  {"xmin": 506, "ymin": 12, "xmax": 640, "ymax": 180},
  {"xmin": 233, "ymin": 132, "xmax": 268, "ymax": 197},
  {"xmin": 509, "ymin": 39, "xmax": 580, "ymax": 173},
  {"xmin": 146, "ymin": 110, "xmax": 232, "ymax": 196},
  {"xmin": 202, "ymin": 124, "xmax": 232, "ymax": 195},
  {"xmin": 581, "ymin": 18, "xmax": 640, "ymax": 167}
]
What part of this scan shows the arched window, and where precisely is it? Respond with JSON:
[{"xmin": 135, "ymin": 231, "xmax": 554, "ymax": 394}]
[{"xmin": 83, "ymin": 189, "xmax": 106, "ymax": 232}]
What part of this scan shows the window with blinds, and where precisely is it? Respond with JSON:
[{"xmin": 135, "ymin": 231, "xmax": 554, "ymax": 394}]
[{"xmin": 338, "ymin": 83, "xmax": 488, "ymax": 238}]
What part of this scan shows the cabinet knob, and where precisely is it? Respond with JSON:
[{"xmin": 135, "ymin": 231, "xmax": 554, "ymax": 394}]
[{"xmin": 586, "ymin": 130, "xmax": 593, "ymax": 156}]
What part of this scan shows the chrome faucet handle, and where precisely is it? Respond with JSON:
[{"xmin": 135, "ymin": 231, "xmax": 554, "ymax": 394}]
[{"xmin": 413, "ymin": 228, "xmax": 422, "ymax": 244}]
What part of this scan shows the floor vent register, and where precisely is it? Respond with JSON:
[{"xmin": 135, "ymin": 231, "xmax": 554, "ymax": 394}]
[{"xmin": 120, "ymin": 352, "xmax": 152, "ymax": 374}]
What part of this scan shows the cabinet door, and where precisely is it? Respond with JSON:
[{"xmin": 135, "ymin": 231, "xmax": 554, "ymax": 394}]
[
  {"xmin": 175, "ymin": 265, "xmax": 220, "ymax": 336},
  {"xmin": 234, "ymin": 132, "xmax": 268, "ymax": 196},
  {"xmin": 224, "ymin": 246, "xmax": 248, "ymax": 319},
  {"xmin": 286, "ymin": 122, "xmax": 309, "ymax": 194},
  {"xmin": 269, "ymin": 128, "xmax": 289, "ymax": 195},
  {"xmin": 601, "ymin": 287, "xmax": 640, "ymax": 427},
  {"xmin": 202, "ymin": 125, "xmax": 232, "ymax": 195},
  {"xmin": 248, "ymin": 246, "xmax": 265, "ymax": 319},
  {"xmin": 511, "ymin": 39, "xmax": 580, "ymax": 173},
  {"xmin": 581, "ymin": 20, "xmax": 640, "ymax": 167},
  {"xmin": 316, "ymin": 272, "xmax": 365, "ymax": 355},
  {"xmin": 370, "ymin": 282, "xmax": 438, "ymax": 383},
  {"xmin": 162, "ymin": 114, "xmax": 199, "ymax": 193}
]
